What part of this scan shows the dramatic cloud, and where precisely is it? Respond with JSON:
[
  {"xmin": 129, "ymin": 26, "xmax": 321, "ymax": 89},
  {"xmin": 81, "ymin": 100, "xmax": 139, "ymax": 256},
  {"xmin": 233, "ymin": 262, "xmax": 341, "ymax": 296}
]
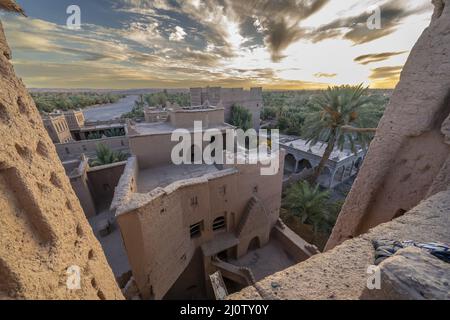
[
  {"xmin": 354, "ymin": 51, "xmax": 407, "ymax": 65},
  {"xmin": 169, "ymin": 26, "xmax": 187, "ymax": 41},
  {"xmin": 1, "ymin": 0, "xmax": 433, "ymax": 89},
  {"xmin": 369, "ymin": 66, "xmax": 403, "ymax": 79},
  {"xmin": 310, "ymin": 0, "xmax": 432, "ymax": 44},
  {"xmin": 224, "ymin": 0, "xmax": 329, "ymax": 62},
  {"xmin": 369, "ymin": 65, "xmax": 403, "ymax": 88},
  {"xmin": 314, "ymin": 72, "xmax": 337, "ymax": 78}
]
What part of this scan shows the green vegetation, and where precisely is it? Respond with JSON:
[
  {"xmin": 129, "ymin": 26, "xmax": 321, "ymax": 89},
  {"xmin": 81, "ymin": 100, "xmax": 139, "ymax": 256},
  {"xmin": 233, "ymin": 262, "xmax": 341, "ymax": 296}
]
[
  {"xmin": 282, "ymin": 180, "xmax": 345, "ymax": 250},
  {"xmin": 122, "ymin": 95, "xmax": 146, "ymax": 120},
  {"xmin": 230, "ymin": 104, "xmax": 253, "ymax": 131},
  {"xmin": 145, "ymin": 91, "xmax": 190, "ymax": 108},
  {"xmin": 32, "ymin": 92, "xmax": 125, "ymax": 113},
  {"xmin": 104, "ymin": 128, "xmax": 125, "ymax": 137},
  {"xmin": 121, "ymin": 92, "xmax": 190, "ymax": 120},
  {"xmin": 283, "ymin": 181, "xmax": 340, "ymax": 237},
  {"xmin": 267, "ymin": 87, "xmax": 388, "ymax": 248},
  {"xmin": 262, "ymin": 91, "xmax": 316, "ymax": 134},
  {"xmin": 303, "ymin": 84, "xmax": 380, "ymax": 181},
  {"xmin": 261, "ymin": 89, "xmax": 388, "ymax": 137},
  {"xmin": 90, "ymin": 144, "xmax": 128, "ymax": 167},
  {"xmin": 87, "ymin": 132, "xmax": 103, "ymax": 140},
  {"xmin": 87, "ymin": 128, "xmax": 125, "ymax": 140}
]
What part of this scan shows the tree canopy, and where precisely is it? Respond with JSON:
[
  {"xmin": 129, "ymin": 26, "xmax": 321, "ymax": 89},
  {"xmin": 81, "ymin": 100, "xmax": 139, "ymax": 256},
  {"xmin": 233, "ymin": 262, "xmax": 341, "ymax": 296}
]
[
  {"xmin": 90, "ymin": 144, "xmax": 128, "ymax": 167},
  {"xmin": 230, "ymin": 104, "xmax": 253, "ymax": 131}
]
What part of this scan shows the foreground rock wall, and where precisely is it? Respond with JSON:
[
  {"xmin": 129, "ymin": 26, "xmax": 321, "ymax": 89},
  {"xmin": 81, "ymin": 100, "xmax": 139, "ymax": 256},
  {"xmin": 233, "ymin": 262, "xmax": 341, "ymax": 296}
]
[
  {"xmin": 362, "ymin": 247, "xmax": 449, "ymax": 300},
  {"xmin": 229, "ymin": 188, "xmax": 450, "ymax": 300},
  {"xmin": 0, "ymin": 20, "xmax": 123, "ymax": 300},
  {"xmin": 326, "ymin": 0, "xmax": 450, "ymax": 250}
]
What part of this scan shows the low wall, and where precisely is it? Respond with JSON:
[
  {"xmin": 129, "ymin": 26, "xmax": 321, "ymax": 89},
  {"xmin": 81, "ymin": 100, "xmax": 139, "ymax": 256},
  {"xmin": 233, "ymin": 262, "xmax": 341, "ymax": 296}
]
[
  {"xmin": 55, "ymin": 136, "xmax": 129, "ymax": 161},
  {"xmin": 129, "ymin": 134, "xmax": 176, "ymax": 169},
  {"xmin": 110, "ymin": 157, "xmax": 138, "ymax": 213},
  {"xmin": 84, "ymin": 119, "xmax": 126, "ymax": 127},
  {"xmin": 65, "ymin": 158, "xmax": 97, "ymax": 218},
  {"xmin": 170, "ymin": 108, "xmax": 225, "ymax": 128},
  {"xmin": 272, "ymin": 224, "xmax": 319, "ymax": 263},
  {"xmin": 87, "ymin": 161, "xmax": 127, "ymax": 211}
]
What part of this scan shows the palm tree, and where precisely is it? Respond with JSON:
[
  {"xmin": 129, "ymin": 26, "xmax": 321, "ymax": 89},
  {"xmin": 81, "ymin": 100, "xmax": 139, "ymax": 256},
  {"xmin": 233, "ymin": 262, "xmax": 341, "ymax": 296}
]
[
  {"xmin": 105, "ymin": 128, "xmax": 124, "ymax": 137},
  {"xmin": 90, "ymin": 143, "xmax": 128, "ymax": 167},
  {"xmin": 87, "ymin": 132, "xmax": 103, "ymax": 140},
  {"xmin": 283, "ymin": 181, "xmax": 333, "ymax": 237},
  {"xmin": 0, "ymin": 0, "xmax": 26, "ymax": 16},
  {"xmin": 303, "ymin": 84, "xmax": 378, "ymax": 182},
  {"xmin": 135, "ymin": 95, "xmax": 146, "ymax": 108}
]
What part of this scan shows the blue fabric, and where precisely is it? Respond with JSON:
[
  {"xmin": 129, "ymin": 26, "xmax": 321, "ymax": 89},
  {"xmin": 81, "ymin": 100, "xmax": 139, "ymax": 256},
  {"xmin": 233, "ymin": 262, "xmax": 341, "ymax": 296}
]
[{"xmin": 372, "ymin": 240, "xmax": 450, "ymax": 265}]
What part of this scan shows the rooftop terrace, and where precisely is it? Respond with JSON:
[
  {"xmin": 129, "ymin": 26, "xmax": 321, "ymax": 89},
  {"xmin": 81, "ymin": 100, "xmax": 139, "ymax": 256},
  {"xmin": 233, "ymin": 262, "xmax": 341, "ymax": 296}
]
[
  {"xmin": 137, "ymin": 164, "xmax": 220, "ymax": 193},
  {"xmin": 129, "ymin": 121, "xmax": 234, "ymax": 136}
]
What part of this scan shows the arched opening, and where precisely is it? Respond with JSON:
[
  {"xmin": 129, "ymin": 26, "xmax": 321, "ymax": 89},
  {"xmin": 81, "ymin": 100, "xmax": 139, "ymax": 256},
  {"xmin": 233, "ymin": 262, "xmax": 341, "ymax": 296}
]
[
  {"xmin": 355, "ymin": 157, "xmax": 363, "ymax": 170},
  {"xmin": 247, "ymin": 237, "xmax": 261, "ymax": 253},
  {"xmin": 319, "ymin": 166, "xmax": 332, "ymax": 177},
  {"xmin": 318, "ymin": 166, "xmax": 333, "ymax": 187},
  {"xmin": 337, "ymin": 166, "xmax": 346, "ymax": 181},
  {"xmin": 297, "ymin": 159, "xmax": 312, "ymax": 173},
  {"xmin": 284, "ymin": 154, "xmax": 296, "ymax": 174},
  {"xmin": 217, "ymin": 250, "xmax": 228, "ymax": 261}
]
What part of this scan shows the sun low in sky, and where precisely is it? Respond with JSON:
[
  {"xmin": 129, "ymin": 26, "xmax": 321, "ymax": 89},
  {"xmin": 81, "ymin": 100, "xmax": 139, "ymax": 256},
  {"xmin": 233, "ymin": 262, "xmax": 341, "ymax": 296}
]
[{"xmin": 1, "ymin": 0, "xmax": 434, "ymax": 90}]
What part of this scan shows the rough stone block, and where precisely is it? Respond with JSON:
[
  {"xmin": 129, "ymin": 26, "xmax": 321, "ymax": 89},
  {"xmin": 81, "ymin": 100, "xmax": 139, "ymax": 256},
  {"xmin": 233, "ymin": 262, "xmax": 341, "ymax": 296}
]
[{"xmin": 362, "ymin": 247, "xmax": 450, "ymax": 300}]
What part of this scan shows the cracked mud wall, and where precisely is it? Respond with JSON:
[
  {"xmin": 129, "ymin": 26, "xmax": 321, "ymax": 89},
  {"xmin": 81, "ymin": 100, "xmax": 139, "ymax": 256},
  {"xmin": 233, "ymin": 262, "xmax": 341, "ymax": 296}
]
[
  {"xmin": 0, "ymin": 20, "xmax": 123, "ymax": 300},
  {"xmin": 326, "ymin": 0, "xmax": 450, "ymax": 250}
]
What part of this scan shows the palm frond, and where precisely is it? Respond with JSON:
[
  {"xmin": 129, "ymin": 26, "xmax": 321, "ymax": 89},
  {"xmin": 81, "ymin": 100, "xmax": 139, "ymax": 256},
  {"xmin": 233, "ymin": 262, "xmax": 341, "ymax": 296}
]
[{"xmin": 0, "ymin": 0, "xmax": 26, "ymax": 16}]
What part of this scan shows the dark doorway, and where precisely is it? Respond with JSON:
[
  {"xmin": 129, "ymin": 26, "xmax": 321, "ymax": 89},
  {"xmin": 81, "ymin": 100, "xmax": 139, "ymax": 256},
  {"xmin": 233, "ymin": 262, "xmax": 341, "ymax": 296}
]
[{"xmin": 247, "ymin": 237, "xmax": 261, "ymax": 253}]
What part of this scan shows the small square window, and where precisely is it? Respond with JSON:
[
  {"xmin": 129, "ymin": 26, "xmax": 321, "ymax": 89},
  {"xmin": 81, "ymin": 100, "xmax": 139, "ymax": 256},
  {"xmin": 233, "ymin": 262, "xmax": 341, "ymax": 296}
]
[
  {"xmin": 190, "ymin": 221, "xmax": 203, "ymax": 239},
  {"xmin": 213, "ymin": 216, "xmax": 226, "ymax": 231}
]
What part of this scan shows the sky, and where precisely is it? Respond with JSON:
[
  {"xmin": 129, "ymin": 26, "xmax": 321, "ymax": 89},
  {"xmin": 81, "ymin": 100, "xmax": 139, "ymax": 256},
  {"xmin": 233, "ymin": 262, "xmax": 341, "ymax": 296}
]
[{"xmin": 0, "ymin": 0, "xmax": 434, "ymax": 89}]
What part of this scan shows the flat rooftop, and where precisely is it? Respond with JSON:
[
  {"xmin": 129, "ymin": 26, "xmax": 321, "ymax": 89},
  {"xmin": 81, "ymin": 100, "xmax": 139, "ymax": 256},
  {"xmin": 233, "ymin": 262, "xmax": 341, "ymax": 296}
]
[
  {"xmin": 137, "ymin": 164, "xmax": 220, "ymax": 193},
  {"xmin": 79, "ymin": 123, "xmax": 125, "ymax": 132},
  {"xmin": 280, "ymin": 137, "xmax": 363, "ymax": 162},
  {"xmin": 130, "ymin": 122, "xmax": 235, "ymax": 136}
]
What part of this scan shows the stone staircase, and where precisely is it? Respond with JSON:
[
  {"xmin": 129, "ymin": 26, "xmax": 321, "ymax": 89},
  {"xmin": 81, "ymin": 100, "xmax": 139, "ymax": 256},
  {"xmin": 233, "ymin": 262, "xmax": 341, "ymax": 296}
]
[
  {"xmin": 235, "ymin": 196, "xmax": 258, "ymax": 237},
  {"xmin": 212, "ymin": 256, "xmax": 255, "ymax": 286}
]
